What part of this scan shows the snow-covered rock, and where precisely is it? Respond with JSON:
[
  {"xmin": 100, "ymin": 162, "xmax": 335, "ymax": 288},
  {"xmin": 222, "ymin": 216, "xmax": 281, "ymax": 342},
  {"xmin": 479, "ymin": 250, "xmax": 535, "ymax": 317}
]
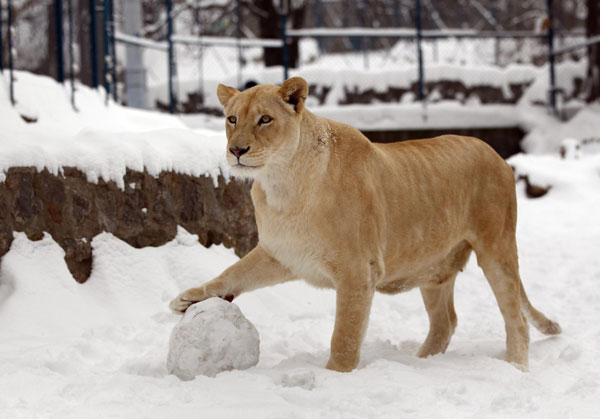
[
  {"xmin": 559, "ymin": 138, "xmax": 581, "ymax": 160},
  {"xmin": 167, "ymin": 298, "xmax": 259, "ymax": 380}
]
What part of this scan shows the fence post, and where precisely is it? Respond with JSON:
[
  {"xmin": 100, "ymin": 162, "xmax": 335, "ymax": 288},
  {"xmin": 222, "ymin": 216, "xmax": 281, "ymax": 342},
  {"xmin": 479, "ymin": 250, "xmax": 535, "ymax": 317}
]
[
  {"xmin": 0, "ymin": 0, "xmax": 3, "ymax": 73},
  {"xmin": 194, "ymin": 0, "xmax": 203, "ymax": 105},
  {"xmin": 415, "ymin": 0, "xmax": 425, "ymax": 104},
  {"xmin": 67, "ymin": 0, "xmax": 75, "ymax": 109},
  {"xmin": 7, "ymin": 0, "xmax": 13, "ymax": 104},
  {"xmin": 359, "ymin": 0, "xmax": 369, "ymax": 70},
  {"xmin": 280, "ymin": 0, "xmax": 289, "ymax": 82},
  {"xmin": 492, "ymin": 2, "xmax": 500, "ymax": 65},
  {"xmin": 123, "ymin": 0, "xmax": 147, "ymax": 109},
  {"xmin": 89, "ymin": 0, "xmax": 99, "ymax": 88},
  {"xmin": 546, "ymin": 0, "xmax": 557, "ymax": 116},
  {"xmin": 315, "ymin": 0, "xmax": 322, "ymax": 53},
  {"xmin": 102, "ymin": 0, "xmax": 110, "ymax": 102},
  {"xmin": 236, "ymin": 0, "xmax": 242, "ymax": 88},
  {"xmin": 109, "ymin": 0, "xmax": 117, "ymax": 102},
  {"xmin": 166, "ymin": 0, "xmax": 175, "ymax": 113},
  {"xmin": 55, "ymin": 0, "xmax": 65, "ymax": 83}
]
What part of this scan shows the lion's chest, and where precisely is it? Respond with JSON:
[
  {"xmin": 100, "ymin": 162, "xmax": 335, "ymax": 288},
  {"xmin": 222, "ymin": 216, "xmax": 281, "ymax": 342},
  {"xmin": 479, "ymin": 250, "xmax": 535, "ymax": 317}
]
[{"xmin": 255, "ymin": 202, "xmax": 334, "ymax": 288}]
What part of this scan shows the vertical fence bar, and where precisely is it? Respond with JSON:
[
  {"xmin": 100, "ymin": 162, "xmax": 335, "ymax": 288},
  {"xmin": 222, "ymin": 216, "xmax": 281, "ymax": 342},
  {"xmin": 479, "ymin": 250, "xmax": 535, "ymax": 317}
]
[
  {"xmin": 314, "ymin": 0, "xmax": 321, "ymax": 28},
  {"xmin": 588, "ymin": 0, "xmax": 600, "ymax": 101},
  {"xmin": 67, "ymin": 0, "xmax": 75, "ymax": 109},
  {"xmin": 195, "ymin": 0, "xmax": 203, "ymax": 105},
  {"xmin": 102, "ymin": 0, "xmax": 110, "ymax": 102},
  {"xmin": 55, "ymin": 0, "xmax": 65, "ymax": 83},
  {"xmin": 236, "ymin": 0, "xmax": 242, "ymax": 88},
  {"xmin": 0, "ymin": 0, "xmax": 4, "ymax": 73},
  {"xmin": 393, "ymin": 0, "xmax": 400, "ymax": 27},
  {"xmin": 123, "ymin": 0, "xmax": 147, "ymax": 109},
  {"xmin": 359, "ymin": 0, "xmax": 369, "ymax": 70},
  {"xmin": 166, "ymin": 0, "xmax": 175, "ymax": 113},
  {"xmin": 109, "ymin": 0, "xmax": 117, "ymax": 101},
  {"xmin": 280, "ymin": 0, "xmax": 289, "ymax": 81},
  {"xmin": 89, "ymin": 0, "xmax": 98, "ymax": 88},
  {"xmin": 546, "ymin": 0, "xmax": 557, "ymax": 115},
  {"xmin": 7, "ymin": 0, "xmax": 14, "ymax": 104},
  {"xmin": 415, "ymin": 0, "xmax": 424, "ymax": 104},
  {"xmin": 492, "ymin": 2, "xmax": 500, "ymax": 65},
  {"xmin": 315, "ymin": 0, "xmax": 322, "ymax": 52}
]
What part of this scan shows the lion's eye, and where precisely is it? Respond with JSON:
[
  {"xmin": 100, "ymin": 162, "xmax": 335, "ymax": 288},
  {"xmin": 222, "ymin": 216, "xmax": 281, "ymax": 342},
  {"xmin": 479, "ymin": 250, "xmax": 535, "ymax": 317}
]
[
  {"xmin": 227, "ymin": 116, "xmax": 237, "ymax": 124},
  {"xmin": 259, "ymin": 115, "xmax": 273, "ymax": 125}
]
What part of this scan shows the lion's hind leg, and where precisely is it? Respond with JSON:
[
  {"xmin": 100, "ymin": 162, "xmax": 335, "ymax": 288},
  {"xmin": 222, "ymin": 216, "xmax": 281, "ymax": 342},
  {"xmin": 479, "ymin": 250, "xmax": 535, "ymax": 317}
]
[
  {"xmin": 475, "ymin": 243, "xmax": 530, "ymax": 370},
  {"xmin": 417, "ymin": 241, "xmax": 471, "ymax": 358},
  {"xmin": 417, "ymin": 278, "xmax": 458, "ymax": 358}
]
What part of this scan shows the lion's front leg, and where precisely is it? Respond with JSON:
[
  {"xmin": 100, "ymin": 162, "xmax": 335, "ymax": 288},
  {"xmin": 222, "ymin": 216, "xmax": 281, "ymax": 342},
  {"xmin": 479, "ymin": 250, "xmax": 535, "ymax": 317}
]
[
  {"xmin": 326, "ymin": 278, "xmax": 375, "ymax": 372},
  {"xmin": 169, "ymin": 245, "xmax": 294, "ymax": 314}
]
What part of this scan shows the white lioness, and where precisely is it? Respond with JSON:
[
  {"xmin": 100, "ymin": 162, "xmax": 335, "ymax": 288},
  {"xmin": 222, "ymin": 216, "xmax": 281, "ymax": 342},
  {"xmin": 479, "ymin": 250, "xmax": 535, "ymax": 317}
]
[{"xmin": 170, "ymin": 77, "xmax": 561, "ymax": 372}]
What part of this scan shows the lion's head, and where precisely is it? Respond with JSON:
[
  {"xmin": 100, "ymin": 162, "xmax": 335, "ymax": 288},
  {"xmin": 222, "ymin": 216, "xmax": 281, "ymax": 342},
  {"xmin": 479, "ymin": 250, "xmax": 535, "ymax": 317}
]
[{"xmin": 217, "ymin": 77, "xmax": 309, "ymax": 179}]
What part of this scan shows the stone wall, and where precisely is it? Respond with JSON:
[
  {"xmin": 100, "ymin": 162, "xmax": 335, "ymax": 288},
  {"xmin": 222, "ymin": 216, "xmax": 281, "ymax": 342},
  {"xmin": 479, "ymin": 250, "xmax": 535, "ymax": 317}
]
[
  {"xmin": 335, "ymin": 80, "xmax": 531, "ymax": 106},
  {"xmin": 168, "ymin": 80, "xmax": 534, "ymax": 113},
  {"xmin": 0, "ymin": 167, "xmax": 258, "ymax": 283}
]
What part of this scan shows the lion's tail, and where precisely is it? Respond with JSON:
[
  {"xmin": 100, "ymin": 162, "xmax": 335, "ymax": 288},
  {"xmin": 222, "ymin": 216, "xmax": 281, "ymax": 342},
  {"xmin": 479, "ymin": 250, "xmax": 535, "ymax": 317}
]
[{"xmin": 520, "ymin": 280, "xmax": 562, "ymax": 335}]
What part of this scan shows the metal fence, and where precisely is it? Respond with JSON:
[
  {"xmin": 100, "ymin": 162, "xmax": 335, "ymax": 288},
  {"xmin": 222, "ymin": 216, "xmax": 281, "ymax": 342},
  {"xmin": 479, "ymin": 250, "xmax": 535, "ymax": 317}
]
[
  {"xmin": 0, "ymin": 0, "xmax": 15, "ymax": 105},
  {"xmin": 1, "ymin": 0, "xmax": 598, "ymax": 117}
]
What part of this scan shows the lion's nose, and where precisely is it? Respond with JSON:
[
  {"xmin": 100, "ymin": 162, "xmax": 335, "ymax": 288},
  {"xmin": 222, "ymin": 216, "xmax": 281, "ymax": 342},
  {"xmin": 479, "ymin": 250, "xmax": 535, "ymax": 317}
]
[{"xmin": 229, "ymin": 146, "xmax": 250, "ymax": 158}]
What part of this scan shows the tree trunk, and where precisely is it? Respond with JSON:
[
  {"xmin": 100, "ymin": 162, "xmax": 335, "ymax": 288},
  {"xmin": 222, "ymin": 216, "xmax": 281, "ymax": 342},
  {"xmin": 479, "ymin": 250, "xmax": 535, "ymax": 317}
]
[{"xmin": 587, "ymin": 0, "xmax": 600, "ymax": 101}]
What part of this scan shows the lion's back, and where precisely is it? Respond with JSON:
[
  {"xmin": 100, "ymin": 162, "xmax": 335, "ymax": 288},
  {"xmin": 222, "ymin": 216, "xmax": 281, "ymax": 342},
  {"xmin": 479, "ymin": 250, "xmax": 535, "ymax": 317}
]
[{"xmin": 371, "ymin": 135, "xmax": 517, "ymax": 249}]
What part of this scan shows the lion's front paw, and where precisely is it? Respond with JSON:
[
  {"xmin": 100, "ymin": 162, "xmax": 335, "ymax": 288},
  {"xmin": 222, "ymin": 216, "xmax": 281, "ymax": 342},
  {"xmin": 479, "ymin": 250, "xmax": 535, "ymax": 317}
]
[
  {"xmin": 169, "ymin": 294, "xmax": 193, "ymax": 314},
  {"xmin": 169, "ymin": 287, "xmax": 207, "ymax": 314},
  {"xmin": 325, "ymin": 356, "xmax": 358, "ymax": 373}
]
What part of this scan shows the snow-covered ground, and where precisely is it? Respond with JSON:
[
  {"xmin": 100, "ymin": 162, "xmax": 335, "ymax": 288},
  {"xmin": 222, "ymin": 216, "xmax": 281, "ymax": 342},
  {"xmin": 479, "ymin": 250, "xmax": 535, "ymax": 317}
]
[
  {"xmin": 1, "ymin": 70, "xmax": 600, "ymax": 418},
  {"xmin": 1, "ymin": 155, "xmax": 599, "ymax": 418}
]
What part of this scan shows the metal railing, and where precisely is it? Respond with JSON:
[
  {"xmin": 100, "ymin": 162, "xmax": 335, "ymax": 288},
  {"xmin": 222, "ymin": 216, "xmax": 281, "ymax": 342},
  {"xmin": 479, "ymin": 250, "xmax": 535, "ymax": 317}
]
[
  {"xmin": 549, "ymin": 34, "xmax": 600, "ymax": 118},
  {"xmin": 0, "ymin": 0, "xmax": 596, "ymax": 118},
  {"xmin": 281, "ymin": 0, "xmax": 586, "ymax": 116},
  {"xmin": 0, "ymin": 0, "xmax": 15, "ymax": 105},
  {"xmin": 114, "ymin": 0, "xmax": 584, "ymax": 115}
]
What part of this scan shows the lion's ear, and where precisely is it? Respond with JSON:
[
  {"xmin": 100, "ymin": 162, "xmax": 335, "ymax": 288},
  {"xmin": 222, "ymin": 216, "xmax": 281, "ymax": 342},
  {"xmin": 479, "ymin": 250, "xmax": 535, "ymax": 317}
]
[
  {"xmin": 278, "ymin": 77, "xmax": 308, "ymax": 113},
  {"xmin": 217, "ymin": 84, "xmax": 240, "ymax": 107}
]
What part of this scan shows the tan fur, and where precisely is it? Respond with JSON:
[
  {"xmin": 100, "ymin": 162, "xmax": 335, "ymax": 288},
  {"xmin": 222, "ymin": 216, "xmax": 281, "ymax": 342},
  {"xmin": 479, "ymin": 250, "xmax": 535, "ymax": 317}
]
[{"xmin": 170, "ymin": 77, "xmax": 561, "ymax": 372}]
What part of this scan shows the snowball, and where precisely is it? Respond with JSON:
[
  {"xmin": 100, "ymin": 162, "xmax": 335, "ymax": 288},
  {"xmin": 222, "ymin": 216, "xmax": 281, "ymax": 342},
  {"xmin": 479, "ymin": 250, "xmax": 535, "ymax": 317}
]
[{"xmin": 167, "ymin": 298, "xmax": 259, "ymax": 380}]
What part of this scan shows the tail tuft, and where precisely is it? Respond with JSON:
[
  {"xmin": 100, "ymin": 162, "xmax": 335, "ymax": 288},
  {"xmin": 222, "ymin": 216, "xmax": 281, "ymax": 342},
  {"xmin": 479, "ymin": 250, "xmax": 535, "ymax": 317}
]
[{"xmin": 520, "ymin": 281, "xmax": 561, "ymax": 335}]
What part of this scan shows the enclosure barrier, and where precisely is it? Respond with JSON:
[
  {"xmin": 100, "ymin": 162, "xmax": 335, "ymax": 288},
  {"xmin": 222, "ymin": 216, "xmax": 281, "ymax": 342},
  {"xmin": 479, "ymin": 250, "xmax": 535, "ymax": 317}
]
[
  {"xmin": 0, "ymin": 0, "xmax": 592, "ymax": 118},
  {"xmin": 549, "ymin": 34, "xmax": 600, "ymax": 118},
  {"xmin": 284, "ymin": 27, "xmax": 555, "ymax": 110},
  {"xmin": 0, "ymin": 0, "xmax": 15, "ymax": 105},
  {"xmin": 114, "ymin": 31, "xmax": 284, "ymax": 114},
  {"xmin": 83, "ymin": 0, "xmax": 587, "ymax": 115}
]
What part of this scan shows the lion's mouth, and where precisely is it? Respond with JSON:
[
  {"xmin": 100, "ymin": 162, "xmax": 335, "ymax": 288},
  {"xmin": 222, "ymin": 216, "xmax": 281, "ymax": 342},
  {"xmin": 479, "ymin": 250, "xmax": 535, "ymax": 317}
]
[
  {"xmin": 232, "ymin": 162, "xmax": 262, "ymax": 169},
  {"xmin": 229, "ymin": 162, "xmax": 263, "ymax": 179}
]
